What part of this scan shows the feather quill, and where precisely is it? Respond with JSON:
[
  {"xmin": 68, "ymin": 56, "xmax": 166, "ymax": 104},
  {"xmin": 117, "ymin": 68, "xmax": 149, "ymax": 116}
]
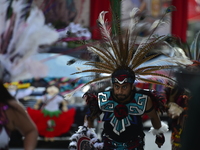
[
  {"xmin": 190, "ymin": 31, "xmax": 200, "ymax": 61},
  {"xmin": 128, "ymin": 8, "xmax": 140, "ymax": 34},
  {"xmin": 98, "ymin": 11, "xmax": 112, "ymax": 44}
]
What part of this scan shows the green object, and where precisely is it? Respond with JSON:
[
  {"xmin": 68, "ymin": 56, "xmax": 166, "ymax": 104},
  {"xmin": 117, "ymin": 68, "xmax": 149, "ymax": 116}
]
[
  {"xmin": 42, "ymin": 109, "xmax": 61, "ymax": 117},
  {"xmin": 110, "ymin": 0, "xmax": 121, "ymax": 35},
  {"xmin": 6, "ymin": 0, "xmax": 13, "ymax": 19},
  {"xmin": 46, "ymin": 119, "xmax": 56, "ymax": 131}
]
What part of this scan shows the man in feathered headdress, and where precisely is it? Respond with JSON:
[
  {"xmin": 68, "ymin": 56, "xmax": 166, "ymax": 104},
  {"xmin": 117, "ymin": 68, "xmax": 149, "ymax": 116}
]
[
  {"xmin": 84, "ymin": 68, "xmax": 168, "ymax": 150},
  {"xmin": 68, "ymin": 1, "xmax": 192, "ymax": 149}
]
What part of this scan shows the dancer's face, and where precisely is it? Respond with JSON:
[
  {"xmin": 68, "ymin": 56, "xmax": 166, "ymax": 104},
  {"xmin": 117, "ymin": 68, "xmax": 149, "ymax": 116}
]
[{"xmin": 113, "ymin": 83, "xmax": 133, "ymax": 101}]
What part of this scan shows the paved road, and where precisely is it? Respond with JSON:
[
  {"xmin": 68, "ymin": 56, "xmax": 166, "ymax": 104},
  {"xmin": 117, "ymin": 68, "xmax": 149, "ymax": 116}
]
[
  {"xmin": 10, "ymin": 119, "xmax": 172, "ymax": 150},
  {"xmin": 144, "ymin": 130, "xmax": 171, "ymax": 150},
  {"xmin": 10, "ymin": 131, "xmax": 172, "ymax": 150}
]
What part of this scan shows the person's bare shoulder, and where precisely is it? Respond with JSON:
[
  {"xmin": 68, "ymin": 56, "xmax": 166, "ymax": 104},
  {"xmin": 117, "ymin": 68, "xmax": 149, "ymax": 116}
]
[
  {"xmin": 6, "ymin": 99, "xmax": 38, "ymax": 138},
  {"xmin": 8, "ymin": 99, "xmax": 26, "ymax": 109},
  {"xmin": 7, "ymin": 99, "xmax": 27, "ymax": 116},
  {"xmin": 5, "ymin": 99, "xmax": 26, "ymax": 131}
]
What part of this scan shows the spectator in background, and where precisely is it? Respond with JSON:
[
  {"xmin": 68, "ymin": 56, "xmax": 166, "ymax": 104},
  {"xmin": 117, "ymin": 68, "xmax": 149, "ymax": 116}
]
[
  {"xmin": 0, "ymin": 0, "xmax": 59, "ymax": 148},
  {"xmin": 0, "ymin": 80, "xmax": 38, "ymax": 150},
  {"xmin": 150, "ymin": 0, "xmax": 162, "ymax": 18}
]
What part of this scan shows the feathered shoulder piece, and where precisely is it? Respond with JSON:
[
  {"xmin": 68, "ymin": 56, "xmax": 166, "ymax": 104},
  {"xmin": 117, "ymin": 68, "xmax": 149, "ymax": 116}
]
[
  {"xmin": 182, "ymin": 30, "xmax": 200, "ymax": 71},
  {"xmin": 72, "ymin": 5, "xmax": 189, "ymax": 88},
  {"xmin": 136, "ymin": 88, "xmax": 167, "ymax": 114},
  {"xmin": 0, "ymin": 0, "xmax": 59, "ymax": 82},
  {"xmin": 174, "ymin": 30, "xmax": 200, "ymax": 89},
  {"xmin": 69, "ymin": 125, "xmax": 103, "ymax": 150},
  {"xmin": 83, "ymin": 92, "xmax": 102, "ymax": 121}
]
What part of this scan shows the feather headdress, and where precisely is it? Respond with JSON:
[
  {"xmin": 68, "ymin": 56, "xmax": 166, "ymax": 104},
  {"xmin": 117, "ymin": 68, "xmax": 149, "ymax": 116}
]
[
  {"xmin": 187, "ymin": 31, "xmax": 200, "ymax": 62},
  {"xmin": 173, "ymin": 30, "xmax": 200, "ymax": 90},
  {"xmin": 71, "ymin": 5, "xmax": 190, "ymax": 88},
  {"xmin": 0, "ymin": 0, "xmax": 59, "ymax": 82},
  {"xmin": 178, "ymin": 30, "xmax": 200, "ymax": 72}
]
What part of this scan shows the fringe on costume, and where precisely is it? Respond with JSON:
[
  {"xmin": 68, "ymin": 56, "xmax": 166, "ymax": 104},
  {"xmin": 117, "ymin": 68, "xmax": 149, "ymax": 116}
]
[
  {"xmin": 149, "ymin": 121, "xmax": 169, "ymax": 135},
  {"xmin": 68, "ymin": 126, "xmax": 103, "ymax": 150}
]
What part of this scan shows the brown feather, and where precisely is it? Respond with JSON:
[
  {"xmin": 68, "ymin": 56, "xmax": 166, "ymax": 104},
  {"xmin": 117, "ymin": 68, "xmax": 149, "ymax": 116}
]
[
  {"xmin": 71, "ymin": 69, "xmax": 112, "ymax": 75},
  {"xmin": 138, "ymin": 72, "xmax": 177, "ymax": 83},
  {"xmin": 87, "ymin": 45, "xmax": 118, "ymax": 66},
  {"xmin": 111, "ymin": 39, "xmax": 122, "ymax": 65},
  {"xmin": 137, "ymin": 77, "xmax": 173, "ymax": 88},
  {"xmin": 84, "ymin": 62, "xmax": 115, "ymax": 71},
  {"xmin": 131, "ymin": 35, "xmax": 167, "ymax": 68},
  {"xmin": 102, "ymin": 39, "xmax": 121, "ymax": 64},
  {"xmin": 123, "ymin": 30, "xmax": 130, "ymax": 66},
  {"xmin": 126, "ymin": 43, "xmax": 137, "ymax": 66},
  {"xmin": 131, "ymin": 53, "xmax": 160, "ymax": 70},
  {"xmin": 135, "ymin": 65, "xmax": 177, "ymax": 73},
  {"xmin": 82, "ymin": 76, "xmax": 111, "ymax": 87}
]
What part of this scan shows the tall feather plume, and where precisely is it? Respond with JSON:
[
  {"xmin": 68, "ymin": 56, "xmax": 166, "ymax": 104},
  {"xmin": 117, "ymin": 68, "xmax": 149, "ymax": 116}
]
[
  {"xmin": 0, "ymin": 0, "xmax": 59, "ymax": 82},
  {"xmin": 86, "ymin": 46, "xmax": 118, "ymax": 68},
  {"xmin": 71, "ymin": 4, "xmax": 185, "ymax": 88},
  {"xmin": 135, "ymin": 65, "xmax": 177, "ymax": 73},
  {"xmin": 169, "ymin": 31, "xmax": 200, "ymax": 65},
  {"xmin": 97, "ymin": 11, "xmax": 112, "ymax": 45},
  {"xmin": 0, "ymin": 0, "xmax": 9, "ymax": 46},
  {"xmin": 128, "ymin": 8, "xmax": 140, "ymax": 35},
  {"xmin": 97, "ymin": 12, "xmax": 121, "ymax": 65},
  {"xmin": 130, "ymin": 35, "xmax": 168, "ymax": 69},
  {"xmin": 146, "ymin": 5, "xmax": 176, "ymax": 42},
  {"xmin": 110, "ymin": 0, "xmax": 123, "ymax": 66},
  {"xmin": 126, "ymin": 8, "xmax": 140, "ymax": 65},
  {"xmin": 190, "ymin": 31, "xmax": 200, "ymax": 61},
  {"xmin": 136, "ymin": 77, "xmax": 172, "ymax": 88},
  {"xmin": 6, "ymin": 0, "xmax": 28, "ymax": 55}
]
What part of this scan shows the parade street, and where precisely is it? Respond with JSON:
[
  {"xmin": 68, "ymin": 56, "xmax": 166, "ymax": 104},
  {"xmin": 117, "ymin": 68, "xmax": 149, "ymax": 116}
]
[{"xmin": 10, "ymin": 130, "xmax": 172, "ymax": 150}]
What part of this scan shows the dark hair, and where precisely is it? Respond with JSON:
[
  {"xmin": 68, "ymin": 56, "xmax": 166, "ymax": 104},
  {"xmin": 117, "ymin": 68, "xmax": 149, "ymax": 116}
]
[
  {"xmin": 0, "ymin": 80, "xmax": 15, "ymax": 104},
  {"xmin": 111, "ymin": 68, "xmax": 135, "ymax": 83},
  {"xmin": 44, "ymin": 83, "xmax": 60, "ymax": 94}
]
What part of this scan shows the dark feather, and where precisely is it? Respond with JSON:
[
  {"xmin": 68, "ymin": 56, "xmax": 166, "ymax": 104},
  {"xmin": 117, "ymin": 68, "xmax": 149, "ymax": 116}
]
[
  {"xmin": 87, "ymin": 45, "xmax": 118, "ymax": 67},
  {"xmin": 131, "ymin": 35, "xmax": 167, "ymax": 69},
  {"xmin": 66, "ymin": 59, "xmax": 76, "ymax": 65},
  {"xmin": 138, "ymin": 72, "xmax": 177, "ymax": 83},
  {"xmin": 137, "ymin": 77, "xmax": 173, "ymax": 88},
  {"xmin": 84, "ymin": 62, "xmax": 115, "ymax": 71},
  {"xmin": 71, "ymin": 69, "xmax": 112, "ymax": 75},
  {"xmin": 165, "ymin": 5, "xmax": 176, "ymax": 13},
  {"xmin": 135, "ymin": 65, "xmax": 177, "ymax": 73},
  {"xmin": 133, "ymin": 53, "xmax": 160, "ymax": 69},
  {"xmin": 82, "ymin": 76, "xmax": 111, "ymax": 87}
]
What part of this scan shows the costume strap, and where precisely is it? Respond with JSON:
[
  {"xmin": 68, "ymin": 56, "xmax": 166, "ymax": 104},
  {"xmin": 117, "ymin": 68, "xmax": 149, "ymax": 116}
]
[
  {"xmin": 41, "ymin": 95, "xmax": 57, "ymax": 110},
  {"xmin": 145, "ymin": 105, "xmax": 154, "ymax": 113},
  {"xmin": 137, "ymin": 89, "xmax": 167, "ymax": 114}
]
